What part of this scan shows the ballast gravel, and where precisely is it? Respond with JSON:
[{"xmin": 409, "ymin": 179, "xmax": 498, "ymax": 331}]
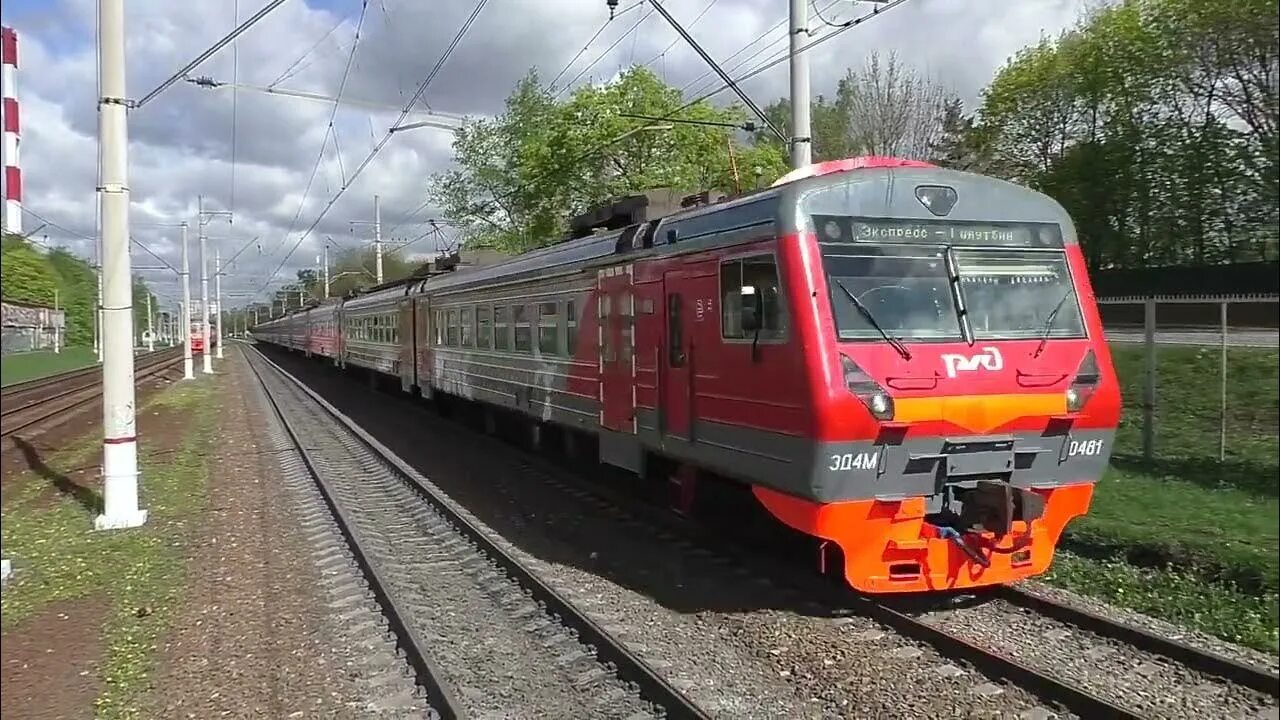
[
  {"xmin": 252, "ymin": 355, "xmax": 663, "ymax": 720},
  {"xmin": 251, "ymin": 363, "xmax": 438, "ymax": 718},
  {"xmin": 1015, "ymin": 578, "xmax": 1280, "ymax": 675},
  {"xmin": 261, "ymin": 348, "xmax": 1064, "ymax": 719},
  {"xmin": 916, "ymin": 596, "xmax": 1278, "ymax": 719}
]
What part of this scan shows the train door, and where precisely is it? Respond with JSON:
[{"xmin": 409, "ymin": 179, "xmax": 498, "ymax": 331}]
[
  {"xmin": 660, "ymin": 265, "xmax": 718, "ymax": 442},
  {"xmin": 598, "ymin": 265, "xmax": 635, "ymax": 432},
  {"xmin": 398, "ymin": 295, "xmax": 415, "ymax": 393},
  {"xmin": 414, "ymin": 296, "xmax": 433, "ymax": 399}
]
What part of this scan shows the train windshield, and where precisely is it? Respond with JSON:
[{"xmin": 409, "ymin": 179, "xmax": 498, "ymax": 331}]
[
  {"xmin": 814, "ymin": 217, "xmax": 1085, "ymax": 343},
  {"xmin": 952, "ymin": 249, "xmax": 1085, "ymax": 340},
  {"xmin": 823, "ymin": 246, "xmax": 962, "ymax": 341}
]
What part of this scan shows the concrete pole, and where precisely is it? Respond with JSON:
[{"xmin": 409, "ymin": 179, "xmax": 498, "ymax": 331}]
[
  {"xmin": 323, "ymin": 242, "xmax": 330, "ymax": 298},
  {"xmin": 180, "ymin": 221, "xmax": 194, "ymax": 379},
  {"xmin": 199, "ymin": 196, "xmax": 212, "ymax": 374},
  {"xmin": 145, "ymin": 292, "xmax": 154, "ymax": 351},
  {"xmin": 94, "ymin": 0, "xmax": 146, "ymax": 530},
  {"xmin": 214, "ymin": 246, "xmax": 224, "ymax": 359},
  {"xmin": 373, "ymin": 196, "xmax": 381, "ymax": 285},
  {"xmin": 53, "ymin": 288, "xmax": 61, "ymax": 353},
  {"xmin": 788, "ymin": 0, "xmax": 812, "ymax": 169},
  {"xmin": 95, "ymin": 253, "xmax": 103, "ymax": 361}
]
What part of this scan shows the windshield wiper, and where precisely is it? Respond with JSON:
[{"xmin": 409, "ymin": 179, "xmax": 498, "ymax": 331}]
[
  {"xmin": 834, "ymin": 280, "xmax": 912, "ymax": 361},
  {"xmin": 1032, "ymin": 289, "xmax": 1074, "ymax": 359}
]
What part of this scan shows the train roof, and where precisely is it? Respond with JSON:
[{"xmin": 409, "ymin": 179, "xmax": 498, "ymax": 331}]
[
  {"xmin": 343, "ymin": 282, "xmax": 413, "ymax": 310},
  {"xmin": 410, "ymin": 158, "xmax": 1076, "ymax": 295}
]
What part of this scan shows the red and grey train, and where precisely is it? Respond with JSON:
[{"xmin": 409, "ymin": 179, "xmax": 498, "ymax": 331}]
[{"xmin": 253, "ymin": 156, "xmax": 1121, "ymax": 594}]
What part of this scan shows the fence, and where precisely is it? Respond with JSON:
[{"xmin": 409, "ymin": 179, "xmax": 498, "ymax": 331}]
[
  {"xmin": 1098, "ymin": 294, "xmax": 1279, "ymax": 492},
  {"xmin": 1, "ymin": 300, "xmax": 64, "ymax": 354}
]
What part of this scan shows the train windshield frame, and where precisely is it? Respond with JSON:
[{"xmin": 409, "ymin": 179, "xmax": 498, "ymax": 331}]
[{"xmin": 812, "ymin": 215, "xmax": 1087, "ymax": 344}]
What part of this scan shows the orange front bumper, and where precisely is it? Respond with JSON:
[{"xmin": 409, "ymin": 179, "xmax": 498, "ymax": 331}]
[{"xmin": 752, "ymin": 483, "xmax": 1094, "ymax": 593}]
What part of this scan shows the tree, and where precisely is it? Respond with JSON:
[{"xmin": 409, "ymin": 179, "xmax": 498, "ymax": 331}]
[
  {"xmin": 325, "ymin": 246, "xmax": 415, "ymax": 297},
  {"xmin": 430, "ymin": 67, "xmax": 787, "ymax": 253},
  {"xmin": 0, "ymin": 234, "xmax": 58, "ymax": 307},
  {"xmin": 972, "ymin": 0, "xmax": 1278, "ymax": 269},
  {"xmin": 757, "ymin": 51, "xmax": 958, "ymax": 163}
]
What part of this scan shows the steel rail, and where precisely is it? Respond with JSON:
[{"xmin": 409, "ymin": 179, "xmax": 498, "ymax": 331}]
[
  {"xmin": 1, "ymin": 348, "xmax": 185, "ymax": 439},
  {"xmin": 243, "ymin": 343, "xmax": 713, "ymax": 720},
  {"xmin": 242, "ymin": 349, "xmax": 462, "ymax": 719},
  {"xmin": 996, "ymin": 585, "xmax": 1279, "ymax": 696}
]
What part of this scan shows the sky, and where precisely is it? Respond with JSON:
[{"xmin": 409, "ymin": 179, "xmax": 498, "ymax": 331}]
[{"xmin": 0, "ymin": 0, "xmax": 1086, "ymax": 309}]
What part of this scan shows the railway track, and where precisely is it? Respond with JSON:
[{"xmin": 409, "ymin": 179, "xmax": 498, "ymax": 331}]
[
  {"xmin": 244, "ymin": 345, "xmax": 712, "ymax": 720},
  {"xmin": 1, "ymin": 347, "xmax": 185, "ymax": 440},
  {"xmin": 253, "ymin": 343, "xmax": 1279, "ymax": 720}
]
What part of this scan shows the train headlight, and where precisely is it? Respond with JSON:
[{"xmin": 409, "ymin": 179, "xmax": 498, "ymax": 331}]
[
  {"xmin": 841, "ymin": 354, "xmax": 895, "ymax": 421},
  {"xmin": 1065, "ymin": 350, "xmax": 1100, "ymax": 412}
]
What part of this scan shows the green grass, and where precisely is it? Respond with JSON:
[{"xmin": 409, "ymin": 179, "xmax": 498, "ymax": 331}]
[
  {"xmin": 1046, "ymin": 344, "xmax": 1280, "ymax": 653},
  {"xmin": 1, "ymin": 347, "xmax": 98, "ymax": 386},
  {"xmin": 1109, "ymin": 344, "xmax": 1279, "ymax": 492},
  {"xmin": 1043, "ymin": 550, "xmax": 1279, "ymax": 654},
  {"xmin": 0, "ymin": 377, "xmax": 218, "ymax": 719}
]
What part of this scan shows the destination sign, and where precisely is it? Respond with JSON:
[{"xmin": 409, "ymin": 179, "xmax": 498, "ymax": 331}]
[{"xmin": 813, "ymin": 215, "xmax": 1064, "ymax": 248}]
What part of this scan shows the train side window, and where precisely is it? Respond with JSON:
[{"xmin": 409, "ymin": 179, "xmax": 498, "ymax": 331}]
[
  {"xmin": 667, "ymin": 294, "xmax": 684, "ymax": 367},
  {"xmin": 494, "ymin": 305, "xmax": 511, "ymax": 351},
  {"xmin": 460, "ymin": 308, "xmax": 474, "ymax": 347},
  {"xmin": 446, "ymin": 310, "xmax": 459, "ymax": 346},
  {"xmin": 477, "ymin": 306, "xmax": 493, "ymax": 349},
  {"xmin": 513, "ymin": 304, "xmax": 532, "ymax": 352},
  {"xmin": 538, "ymin": 301, "xmax": 559, "ymax": 356},
  {"xmin": 620, "ymin": 292, "xmax": 633, "ymax": 362},
  {"xmin": 434, "ymin": 311, "xmax": 443, "ymax": 346},
  {"xmin": 720, "ymin": 254, "xmax": 787, "ymax": 341},
  {"xmin": 565, "ymin": 300, "xmax": 577, "ymax": 354}
]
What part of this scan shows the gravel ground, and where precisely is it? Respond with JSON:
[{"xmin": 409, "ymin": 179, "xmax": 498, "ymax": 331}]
[
  {"xmin": 1015, "ymin": 580, "xmax": 1280, "ymax": 674},
  {"xmin": 259, "ymin": 346, "xmax": 1064, "ymax": 719},
  {"xmin": 147, "ymin": 347, "xmax": 425, "ymax": 719},
  {"xmin": 252, "ymin": 352, "xmax": 663, "ymax": 720},
  {"xmin": 915, "ymin": 597, "xmax": 1277, "ymax": 719}
]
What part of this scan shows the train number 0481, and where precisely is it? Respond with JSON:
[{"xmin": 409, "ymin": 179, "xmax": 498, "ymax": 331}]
[{"xmin": 1068, "ymin": 439, "xmax": 1105, "ymax": 457}]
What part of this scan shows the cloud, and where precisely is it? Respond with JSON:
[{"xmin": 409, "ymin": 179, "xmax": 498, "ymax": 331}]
[{"xmin": 4, "ymin": 0, "xmax": 1088, "ymax": 307}]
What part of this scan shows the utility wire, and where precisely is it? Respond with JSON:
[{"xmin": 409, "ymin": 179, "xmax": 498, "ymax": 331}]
[
  {"xmin": 690, "ymin": 0, "xmax": 911, "ymax": 104},
  {"xmin": 645, "ymin": 0, "xmax": 783, "ymax": 141},
  {"xmin": 269, "ymin": 12, "xmax": 346, "ymax": 88},
  {"xmin": 692, "ymin": 0, "xmax": 902, "ymax": 103},
  {"xmin": 810, "ymin": 0, "xmax": 847, "ymax": 28},
  {"xmin": 230, "ymin": 0, "xmax": 240, "ymax": 216},
  {"xmin": 258, "ymin": 0, "xmax": 492, "ymax": 299},
  {"xmin": 412, "ymin": 0, "xmax": 491, "ymax": 113},
  {"xmin": 274, "ymin": 1, "xmax": 370, "ymax": 256},
  {"xmin": 135, "ymin": 0, "xmax": 290, "ymax": 108},
  {"xmin": 20, "ymin": 207, "xmax": 94, "ymax": 240},
  {"xmin": 478, "ymin": 0, "xmax": 912, "ymax": 219},
  {"xmin": 550, "ymin": 0, "xmax": 645, "ymax": 90},
  {"xmin": 557, "ymin": 6, "xmax": 655, "ymax": 98},
  {"xmin": 550, "ymin": 21, "xmax": 610, "ymax": 90},
  {"xmin": 681, "ymin": 0, "xmax": 839, "ymax": 96},
  {"xmin": 640, "ymin": 0, "xmax": 719, "ymax": 67}
]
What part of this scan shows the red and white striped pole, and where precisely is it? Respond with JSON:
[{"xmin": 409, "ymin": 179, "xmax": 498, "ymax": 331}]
[{"xmin": 1, "ymin": 25, "xmax": 21, "ymax": 235}]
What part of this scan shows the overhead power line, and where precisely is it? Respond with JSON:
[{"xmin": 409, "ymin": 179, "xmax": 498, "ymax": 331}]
[
  {"xmin": 276, "ymin": 0, "xmax": 371, "ymax": 257},
  {"xmin": 258, "ymin": 0, "xmax": 492, "ymax": 299},
  {"xmin": 641, "ymin": 0, "xmax": 719, "ymax": 67},
  {"xmin": 480, "ymin": 0, "xmax": 912, "ymax": 218},
  {"xmin": 269, "ymin": 12, "xmax": 347, "ymax": 88},
  {"xmin": 644, "ymin": 0, "xmax": 783, "ymax": 141},
  {"xmin": 681, "ymin": 0, "xmax": 840, "ymax": 97},
  {"xmin": 135, "ymin": 0, "xmax": 290, "ymax": 108},
  {"xmin": 550, "ymin": 21, "xmax": 611, "ymax": 90},
  {"xmin": 557, "ymin": 5, "xmax": 655, "ymax": 98},
  {"xmin": 693, "ymin": 0, "xmax": 911, "ymax": 104}
]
